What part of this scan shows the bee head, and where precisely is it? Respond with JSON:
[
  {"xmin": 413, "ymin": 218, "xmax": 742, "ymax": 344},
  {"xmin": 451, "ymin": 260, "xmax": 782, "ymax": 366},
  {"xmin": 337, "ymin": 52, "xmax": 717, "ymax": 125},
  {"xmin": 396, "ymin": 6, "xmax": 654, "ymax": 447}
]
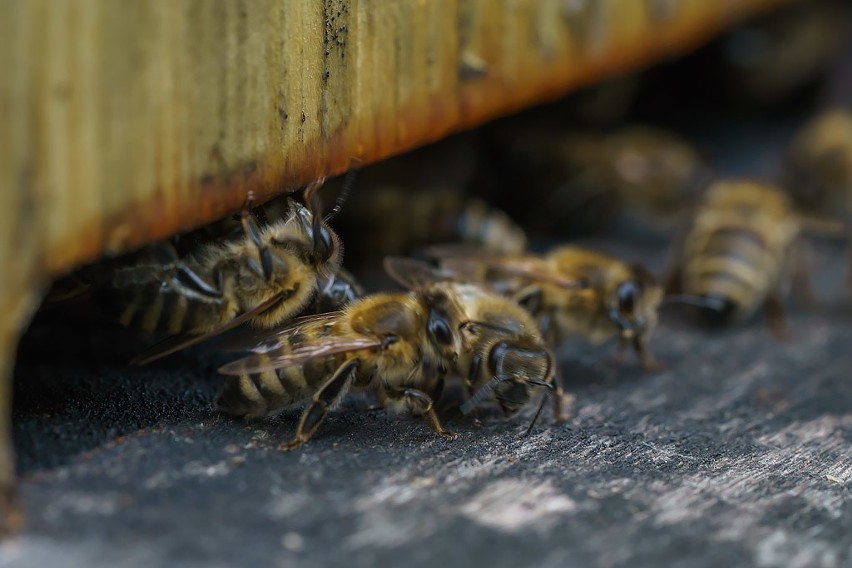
[{"xmin": 458, "ymin": 338, "xmax": 552, "ymax": 418}]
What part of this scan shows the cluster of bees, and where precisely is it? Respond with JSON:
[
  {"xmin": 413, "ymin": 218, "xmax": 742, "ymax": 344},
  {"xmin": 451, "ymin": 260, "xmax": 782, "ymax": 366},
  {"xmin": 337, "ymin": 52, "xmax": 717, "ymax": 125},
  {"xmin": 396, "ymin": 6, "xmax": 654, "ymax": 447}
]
[
  {"xmin": 37, "ymin": 0, "xmax": 850, "ymax": 450},
  {"xmin": 41, "ymin": 102, "xmax": 852, "ymax": 450}
]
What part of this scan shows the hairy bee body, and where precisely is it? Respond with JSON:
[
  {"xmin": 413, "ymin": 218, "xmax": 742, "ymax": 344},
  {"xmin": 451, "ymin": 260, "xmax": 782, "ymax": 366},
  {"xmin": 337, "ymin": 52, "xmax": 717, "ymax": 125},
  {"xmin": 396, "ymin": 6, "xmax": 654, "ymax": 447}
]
[
  {"xmin": 538, "ymin": 248, "xmax": 661, "ymax": 345},
  {"xmin": 95, "ymin": 199, "xmax": 342, "ymax": 336},
  {"xmin": 486, "ymin": 125, "xmax": 705, "ymax": 237},
  {"xmin": 217, "ymin": 292, "xmax": 441, "ymax": 418},
  {"xmin": 449, "ymin": 282, "xmax": 562, "ymax": 419},
  {"xmin": 670, "ymin": 179, "xmax": 800, "ymax": 323},
  {"xmin": 337, "ymin": 187, "xmax": 527, "ymax": 267},
  {"xmin": 217, "ymin": 260, "xmax": 566, "ymax": 448},
  {"xmin": 433, "ymin": 246, "xmax": 663, "ymax": 369},
  {"xmin": 216, "ymin": 283, "xmax": 466, "ymax": 448},
  {"xmin": 784, "ymin": 109, "xmax": 852, "ymax": 220}
]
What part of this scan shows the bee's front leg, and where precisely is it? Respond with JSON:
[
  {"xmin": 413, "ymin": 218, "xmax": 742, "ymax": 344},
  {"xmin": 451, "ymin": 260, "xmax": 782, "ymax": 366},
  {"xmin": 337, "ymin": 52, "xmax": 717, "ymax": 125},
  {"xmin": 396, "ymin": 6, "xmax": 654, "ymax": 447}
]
[
  {"xmin": 382, "ymin": 386, "xmax": 458, "ymax": 441},
  {"xmin": 633, "ymin": 334, "xmax": 663, "ymax": 372}
]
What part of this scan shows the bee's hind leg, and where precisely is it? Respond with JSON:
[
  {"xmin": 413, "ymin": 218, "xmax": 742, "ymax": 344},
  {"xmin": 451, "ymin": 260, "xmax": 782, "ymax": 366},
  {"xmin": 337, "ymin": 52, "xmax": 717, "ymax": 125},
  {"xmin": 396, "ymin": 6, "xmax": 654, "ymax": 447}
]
[
  {"xmin": 633, "ymin": 334, "xmax": 663, "ymax": 372},
  {"xmin": 148, "ymin": 242, "xmax": 225, "ymax": 299},
  {"xmin": 764, "ymin": 292, "xmax": 791, "ymax": 341},
  {"xmin": 278, "ymin": 359, "xmax": 358, "ymax": 451}
]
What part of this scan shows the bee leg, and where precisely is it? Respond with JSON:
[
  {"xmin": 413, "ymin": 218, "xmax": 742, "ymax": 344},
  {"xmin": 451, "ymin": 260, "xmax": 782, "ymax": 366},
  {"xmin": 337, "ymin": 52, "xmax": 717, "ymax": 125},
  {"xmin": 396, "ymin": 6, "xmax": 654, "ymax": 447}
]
[
  {"xmin": 791, "ymin": 239, "xmax": 817, "ymax": 309},
  {"xmin": 514, "ymin": 285, "xmax": 543, "ymax": 313},
  {"xmin": 612, "ymin": 335, "xmax": 630, "ymax": 367},
  {"xmin": 465, "ymin": 355, "xmax": 483, "ymax": 427},
  {"xmin": 551, "ymin": 380, "xmax": 569, "ymax": 423},
  {"xmin": 633, "ymin": 334, "xmax": 663, "ymax": 372},
  {"xmin": 763, "ymin": 293, "xmax": 791, "ymax": 341},
  {"xmin": 277, "ymin": 359, "xmax": 358, "ymax": 451},
  {"xmin": 388, "ymin": 387, "xmax": 458, "ymax": 441},
  {"xmin": 240, "ymin": 196, "xmax": 275, "ymax": 281},
  {"xmin": 150, "ymin": 242, "xmax": 224, "ymax": 298}
]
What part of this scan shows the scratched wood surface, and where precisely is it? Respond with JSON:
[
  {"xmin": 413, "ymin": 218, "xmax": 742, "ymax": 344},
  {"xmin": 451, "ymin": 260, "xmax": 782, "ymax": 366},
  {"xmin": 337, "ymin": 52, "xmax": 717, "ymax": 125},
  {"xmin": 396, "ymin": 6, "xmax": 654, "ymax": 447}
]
[{"xmin": 0, "ymin": 0, "xmax": 791, "ymax": 533}]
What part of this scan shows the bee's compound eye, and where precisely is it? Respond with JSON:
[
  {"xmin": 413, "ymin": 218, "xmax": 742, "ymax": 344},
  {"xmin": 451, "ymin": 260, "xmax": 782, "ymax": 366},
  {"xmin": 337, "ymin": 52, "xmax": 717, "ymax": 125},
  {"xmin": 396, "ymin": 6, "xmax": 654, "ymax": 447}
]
[
  {"xmin": 487, "ymin": 341, "xmax": 510, "ymax": 374},
  {"xmin": 428, "ymin": 314, "xmax": 454, "ymax": 346},
  {"xmin": 616, "ymin": 281, "xmax": 640, "ymax": 313}
]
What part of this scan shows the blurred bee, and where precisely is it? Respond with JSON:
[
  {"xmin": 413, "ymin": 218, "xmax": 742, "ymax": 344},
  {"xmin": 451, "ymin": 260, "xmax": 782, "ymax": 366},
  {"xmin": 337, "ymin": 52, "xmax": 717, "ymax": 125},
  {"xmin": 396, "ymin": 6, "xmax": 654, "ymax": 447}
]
[
  {"xmin": 79, "ymin": 179, "xmax": 356, "ymax": 364},
  {"xmin": 430, "ymin": 246, "xmax": 664, "ymax": 371},
  {"xmin": 483, "ymin": 124, "xmax": 707, "ymax": 238},
  {"xmin": 216, "ymin": 258, "xmax": 565, "ymax": 449},
  {"xmin": 784, "ymin": 109, "xmax": 852, "ymax": 224},
  {"xmin": 383, "ymin": 258, "xmax": 567, "ymax": 429},
  {"xmin": 710, "ymin": 0, "xmax": 847, "ymax": 107},
  {"xmin": 334, "ymin": 186, "xmax": 527, "ymax": 269},
  {"xmin": 664, "ymin": 179, "xmax": 806, "ymax": 337}
]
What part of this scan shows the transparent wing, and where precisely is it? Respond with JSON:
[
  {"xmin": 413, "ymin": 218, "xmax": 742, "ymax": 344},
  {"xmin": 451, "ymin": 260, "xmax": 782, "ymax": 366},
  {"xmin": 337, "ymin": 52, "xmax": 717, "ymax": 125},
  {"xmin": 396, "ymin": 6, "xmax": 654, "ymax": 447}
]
[
  {"xmin": 130, "ymin": 293, "xmax": 288, "ymax": 365},
  {"xmin": 383, "ymin": 256, "xmax": 452, "ymax": 290},
  {"xmin": 216, "ymin": 311, "xmax": 345, "ymax": 353},
  {"xmin": 218, "ymin": 336, "xmax": 384, "ymax": 375},
  {"xmin": 428, "ymin": 247, "xmax": 589, "ymax": 291}
]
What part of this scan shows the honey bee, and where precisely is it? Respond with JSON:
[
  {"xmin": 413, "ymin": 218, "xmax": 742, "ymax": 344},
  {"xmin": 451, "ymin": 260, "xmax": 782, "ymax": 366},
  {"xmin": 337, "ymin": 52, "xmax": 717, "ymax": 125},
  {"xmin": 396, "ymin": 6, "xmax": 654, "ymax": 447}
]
[
  {"xmin": 664, "ymin": 179, "xmax": 806, "ymax": 336},
  {"xmin": 383, "ymin": 258, "xmax": 567, "ymax": 428},
  {"xmin": 484, "ymin": 124, "xmax": 707, "ymax": 237},
  {"xmin": 85, "ymin": 179, "xmax": 355, "ymax": 364},
  {"xmin": 216, "ymin": 258, "xmax": 565, "ymax": 448},
  {"xmin": 334, "ymin": 186, "xmax": 527, "ymax": 269},
  {"xmin": 430, "ymin": 246, "xmax": 664, "ymax": 371},
  {"xmin": 216, "ymin": 270, "xmax": 468, "ymax": 450},
  {"xmin": 784, "ymin": 109, "xmax": 852, "ymax": 224}
]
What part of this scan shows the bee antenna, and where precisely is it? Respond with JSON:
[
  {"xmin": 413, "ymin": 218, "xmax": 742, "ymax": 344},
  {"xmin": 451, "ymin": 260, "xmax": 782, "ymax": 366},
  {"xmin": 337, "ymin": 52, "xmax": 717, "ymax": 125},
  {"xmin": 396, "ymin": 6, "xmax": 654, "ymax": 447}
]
[
  {"xmin": 661, "ymin": 294, "xmax": 727, "ymax": 312},
  {"xmin": 525, "ymin": 393, "xmax": 548, "ymax": 436},
  {"xmin": 324, "ymin": 158, "xmax": 362, "ymax": 224},
  {"xmin": 460, "ymin": 374, "xmax": 511, "ymax": 416}
]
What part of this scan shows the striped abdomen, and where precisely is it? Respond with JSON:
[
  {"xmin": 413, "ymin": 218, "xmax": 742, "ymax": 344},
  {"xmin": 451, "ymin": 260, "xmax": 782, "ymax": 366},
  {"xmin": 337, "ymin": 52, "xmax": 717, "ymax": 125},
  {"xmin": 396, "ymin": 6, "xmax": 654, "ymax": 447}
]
[
  {"xmin": 216, "ymin": 328, "xmax": 353, "ymax": 419},
  {"xmin": 681, "ymin": 225, "xmax": 787, "ymax": 322},
  {"xmin": 94, "ymin": 267, "xmax": 234, "ymax": 334}
]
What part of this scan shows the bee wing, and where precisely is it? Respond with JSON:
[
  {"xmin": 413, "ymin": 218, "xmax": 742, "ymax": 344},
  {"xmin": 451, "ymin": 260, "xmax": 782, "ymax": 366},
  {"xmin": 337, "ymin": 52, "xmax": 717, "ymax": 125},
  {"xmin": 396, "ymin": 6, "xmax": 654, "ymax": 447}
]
[
  {"xmin": 216, "ymin": 311, "xmax": 344, "ymax": 353},
  {"xmin": 487, "ymin": 262, "xmax": 589, "ymax": 290},
  {"xmin": 130, "ymin": 293, "xmax": 288, "ymax": 365},
  {"xmin": 428, "ymin": 247, "xmax": 589, "ymax": 291},
  {"xmin": 218, "ymin": 336, "xmax": 384, "ymax": 375},
  {"xmin": 383, "ymin": 256, "xmax": 453, "ymax": 290}
]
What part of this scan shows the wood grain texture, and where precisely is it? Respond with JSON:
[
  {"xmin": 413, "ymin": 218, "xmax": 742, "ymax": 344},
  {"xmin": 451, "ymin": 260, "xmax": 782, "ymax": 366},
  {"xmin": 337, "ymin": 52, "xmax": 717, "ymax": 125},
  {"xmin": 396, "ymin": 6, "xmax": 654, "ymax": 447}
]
[{"xmin": 1, "ymin": 0, "xmax": 787, "ymax": 279}]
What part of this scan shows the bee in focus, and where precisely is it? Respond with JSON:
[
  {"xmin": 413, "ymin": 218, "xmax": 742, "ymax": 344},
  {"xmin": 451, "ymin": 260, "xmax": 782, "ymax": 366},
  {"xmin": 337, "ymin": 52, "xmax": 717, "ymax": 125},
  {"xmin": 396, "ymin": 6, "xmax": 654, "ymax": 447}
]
[
  {"xmin": 664, "ymin": 179, "xmax": 807, "ymax": 337},
  {"xmin": 383, "ymin": 258, "xmax": 567, "ymax": 428},
  {"xmin": 216, "ymin": 267, "xmax": 468, "ymax": 450},
  {"xmin": 484, "ymin": 124, "xmax": 707, "ymax": 238},
  {"xmin": 216, "ymin": 258, "xmax": 566, "ymax": 449},
  {"xmin": 59, "ymin": 178, "xmax": 359, "ymax": 363},
  {"xmin": 430, "ymin": 246, "xmax": 664, "ymax": 371}
]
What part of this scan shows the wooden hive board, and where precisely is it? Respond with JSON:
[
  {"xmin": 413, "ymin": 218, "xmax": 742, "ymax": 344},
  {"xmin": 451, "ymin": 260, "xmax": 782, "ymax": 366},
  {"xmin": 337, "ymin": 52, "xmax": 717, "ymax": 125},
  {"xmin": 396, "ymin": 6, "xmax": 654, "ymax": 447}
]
[{"xmin": 0, "ymin": 0, "xmax": 790, "ymax": 532}]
